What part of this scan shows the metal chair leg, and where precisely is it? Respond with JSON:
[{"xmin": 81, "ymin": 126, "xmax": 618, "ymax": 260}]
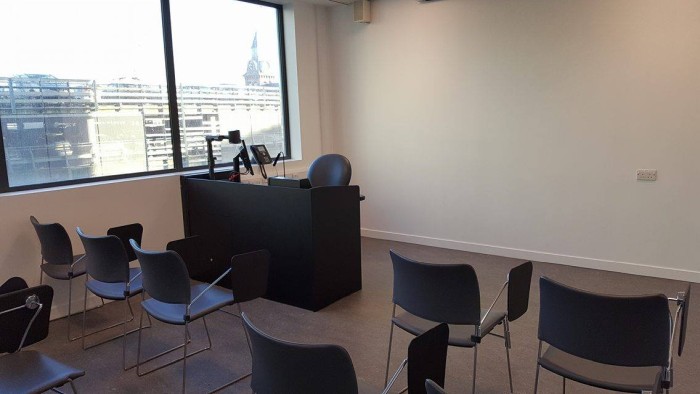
[
  {"xmin": 534, "ymin": 341, "xmax": 542, "ymax": 394},
  {"xmin": 182, "ymin": 321, "xmax": 188, "ymax": 394},
  {"xmin": 207, "ymin": 305, "xmax": 253, "ymax": 394},
  {"xmin": 563, "ymin": 377, "xmax": 566, "ymax": 393},
  {"xmin": 472, "ymin": 345, "xmax": 478, "ymax": 394},
  {"xmin": 384, "ymin": 304, "xmax": 396, "ymax": 386},
  {"xmin": 504, "ymin": 318, "xmax": 514, "ymax": 393},
  {"xmin": 68, "ymin": 275, "xmax": 79, "ymax": 341}
]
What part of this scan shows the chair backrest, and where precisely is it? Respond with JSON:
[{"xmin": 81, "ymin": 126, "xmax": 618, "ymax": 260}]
[
  {"xmin": 0, "ymin": 282, "xmax": 53, "ymax": 353},
  {"xmin": 166, "ymin": 236, "xmax": 209, "ymax": 282},
  {"xmin": 29, "ymin": 216, "xmax": 73, "ymax": 265},
  {"xmin": 507, "ymin": 261, "xmax": 533, "ymax": 322},
  {"xmin": 408, "ymin": 323, "xmax": 449, "ymax": 394},
  {"xmin": 242, "ymin": 313, "xmax": 358, "ymax": 394},
  {"xmin": 679, "ymin": 284, "xmax": 692, "ymax": 356},
  {"xmin": 107, "ymin": 223, "xmax": 143, "ymax": 263},
  {"xmin": 307, "ymin": 154, "xmax": 352, "ymax": 187},
  {"xmin": 538, "ymin": 277, "xmax": 670, "ymax": 367},
  {"xmin": 131, "ymin": 240, "xmax": 191, "ymax": 304},
  {"xmin": 231, "ymin": 249, "xmax": 270, "ymax": 304},
  {"xmin": 77, "ymin": 227, "xmax": 130, "ymax": 283},
  {"xmin": 390, "ymin": 250, "xmax": 481, "ymax": 325},
  {"xmin": 425, "ymin": 379, "xmax": 447, "ymax": 394}
]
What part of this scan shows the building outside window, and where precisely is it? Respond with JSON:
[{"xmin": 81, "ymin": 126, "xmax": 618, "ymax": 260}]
[{"xmin": 0, "ymin": 0, "xmax": 289, "ymax": 190}]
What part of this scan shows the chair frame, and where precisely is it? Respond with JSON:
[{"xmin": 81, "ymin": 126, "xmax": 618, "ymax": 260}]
[
  {"xmin": 31, "ymin": 215, "xmax": 88, "ymax": 342},
  {"xmin": 533, "ymin": 285, "xmax": 690, "ymax": 394},
  {"xmin": 385, "ymin": 252, "xmax": 531, "ymax": 394},
  {"xmin": 132, "ymin": 239, "xmax": 233, "ymax": 393},
  {"xmin": 0, "ymin": 286, "xmax": 81, "ymax": 393}
]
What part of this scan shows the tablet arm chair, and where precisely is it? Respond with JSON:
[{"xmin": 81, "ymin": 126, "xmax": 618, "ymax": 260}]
[
  {"xmin": 534, "ymin": 277, "xmax": 692, "ymax": 394},
  {"xmin": 0, "ymin": 278, "xmax": 85, "ymax": 393},
  {"xmin": 30, "ymin": 215, "xmax": 87, "ymax": 341},
  {"xmin": 385, "ymin": 250, "xmax": 532, "ymax": 394},
  {"xmin": 77, "ymin": 226, "xmax": 145, "ymax": 370},
  {"xmin": 130, "ymin": 240, "xmax": 235, "ymax": 393},
  {"xmin": 210, "ymin": 249, "xmax": 271, "ymax": 393},
  {"xmin": 383, "ymin": 323, "xmax": 449, "ymax": 394},
  {"xmin": 242, "ymin": 312, "xmax": 359, "ymax": 394}
]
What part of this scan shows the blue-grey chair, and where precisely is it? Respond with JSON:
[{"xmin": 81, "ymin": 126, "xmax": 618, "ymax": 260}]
[
  {"xmin": 77, "ymin": 225, "xmax": 145, "ymax": 370},
  {"xmin": 385, "ymin": 250, "xmax": 532, "ymax": 394},
  {"xmin": 130, "ymin": 240, "xmax": 235, "ymax": 393},
  {"xmin": 0, "ymin": 278, "xmax": 85, "ymax": 393},
  {"xmin": 30, "ymin": 215, "xmax": 87, "ymax": 341},
  {"xmin": 534, "ymin": 277, "xmax": 692, "ymax": 394}
]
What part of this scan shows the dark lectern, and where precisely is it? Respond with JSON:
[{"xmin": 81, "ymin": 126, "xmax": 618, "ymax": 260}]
[{"xmin": 180, "ymin": 173, "xmax": 362, "ymax": 311}]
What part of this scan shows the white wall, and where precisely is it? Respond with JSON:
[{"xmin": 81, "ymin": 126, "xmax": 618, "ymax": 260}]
[
  {"xmin": 0, "ymin": 1, "xmax": 329, "ymax": 318},
  {"xmin": 327, "ymin": 0, "xmax": 700, "ymax": 281}
]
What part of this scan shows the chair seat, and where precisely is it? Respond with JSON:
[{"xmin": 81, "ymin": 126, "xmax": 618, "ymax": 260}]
[
  {"xmin": 393, "ymin": 309, "xmax": 506, "ymax": 348},
  {"xmin": 142, "ymin": 283, "xmax": 234, "ymax": 325},
  {"xmin": 0, "ymin": 350, "xmax": 85, "ymax": 394},
  {"xmin": 40, "ymin": 254, "xmax": 87, "ymax": 279},
  {"xmin": 539, "ymin": 346, "xmax": 663, "ymax": 393},
  {"xmin": 86, "ymin": 268, "xmax": 144, "ymax": 300}
]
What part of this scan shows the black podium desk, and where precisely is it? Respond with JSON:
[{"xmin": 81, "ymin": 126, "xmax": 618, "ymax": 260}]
[{"xmin": 180, "ymin": 173, "xmax": 362, "ymax": 311}]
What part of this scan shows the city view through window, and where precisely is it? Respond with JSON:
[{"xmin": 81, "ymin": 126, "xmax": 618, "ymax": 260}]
[{"xmin": 0, "ymin": 0, "xmax": 287, "ymax": 188}]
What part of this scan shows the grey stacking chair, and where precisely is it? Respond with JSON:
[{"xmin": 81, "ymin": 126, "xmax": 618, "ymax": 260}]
[
  {"xmin": 210, "ymin": 249, "xmax": 271, "ymax": 393},
  {"xmin": 426, "ymin": 379, "xmax": 448, "ymax": 394},
  {"xmin": 307, "ymin": 153, "xmax": 352, "ymax": 187},
  {"xmin": 385, "ymin": 250, "xmax": 533, "ymax": 394},
  {"xmin": 242, "ymin": 312, "xmax": 359, "ymax": 394},
  {"xmin": 0, "ymin": 278, "xmax": 85, "ymax": 393},
  {"xmin": 77, "ymin": 226, "xmax": 145, "ymax": 370},
  {"xmin": 30, "ymin": 215, "xmax": 87, "ymax": 341},
  {"xmin": 534, "ymin": 277, "xmax": 692, "ymax": 394},
  {"xmin": 130, "ymin": 239, "xmax": 235, "ymax": 393}
]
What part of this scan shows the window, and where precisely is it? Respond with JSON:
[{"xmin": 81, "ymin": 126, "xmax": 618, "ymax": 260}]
[{"xmin": 0, "ymin": 0, "xmax": 289, "ymax": 191}]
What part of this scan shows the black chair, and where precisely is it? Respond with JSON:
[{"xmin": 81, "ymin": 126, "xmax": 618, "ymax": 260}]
[
  {"xmin": 210, "ymin": 249, "xmax": 272, "ymax": 393},
  {"xmin": 385, "ymin": 250, "xmax": 533, "ymax": 394},
  {"xmin": 383, "ymin": 323, "xmax": 449, "ymax": 394},
  {"xmin": 0, "ymin": 277, "xmax": 85, "ymax": 393},
  {"xmin": 534, "ymin": 277, "xmax": 692, "ymax": 394},
  {"xmin": 425, "ymin": 379, "xmax": 448, "ymax": 394},
  {"xmin": 130, "ymin": 240, "xmax": 235, "ymax": 393},
  {"xmin": 77, "ymin": 226, "xmax": 145, "ymax": 370},
  {"xmin": 307, "ymin": 153, "xmax": 352, "ymax": 187},
  {"xmin": 30, "ymin": 215, "xmax": 88, "ymax": 341}
]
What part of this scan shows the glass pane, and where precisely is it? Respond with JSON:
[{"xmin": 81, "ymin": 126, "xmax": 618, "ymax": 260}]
[
  {"xmin": 0, "ymin": 0, "xmax": 172, "ymax": 187},
  {"xmin": 170, "ymin": 0, "xmax": 286, "ymax": 168}
]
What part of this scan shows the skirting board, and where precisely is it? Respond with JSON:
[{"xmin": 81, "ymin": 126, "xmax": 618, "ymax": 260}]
[{"xmin": 361, "ymin": 228, "xmax": 700, "ymax": 283}]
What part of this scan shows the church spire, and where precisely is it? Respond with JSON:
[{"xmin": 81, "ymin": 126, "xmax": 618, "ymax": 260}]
[{"xmin": 251, "ymin": 32, "xmax": 258, "ymax": 61}]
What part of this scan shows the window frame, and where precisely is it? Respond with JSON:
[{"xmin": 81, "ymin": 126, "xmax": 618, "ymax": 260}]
[{"xmin": 0, "ymin": 0, "xmax": 290, "ymax": 193}]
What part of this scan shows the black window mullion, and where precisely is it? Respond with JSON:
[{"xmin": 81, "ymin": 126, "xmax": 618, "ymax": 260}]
[
  {"xmin": 160, "ymin": 0, "xmax": 183, "ymax": 170},
  {"xmin": 0, "ymin": 114, "xmax": 9, "ymax": 192}
]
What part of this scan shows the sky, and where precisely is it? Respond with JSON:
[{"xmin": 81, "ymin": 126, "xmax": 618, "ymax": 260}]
[{"xmin": 0, "ymin": 0, "xmax": 281, "ymax": 85}]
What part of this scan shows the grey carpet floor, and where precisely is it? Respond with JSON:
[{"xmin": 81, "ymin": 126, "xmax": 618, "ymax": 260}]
[{"xmin": 33, "ymin": 237, "xmax": 698, "ymax": 393}]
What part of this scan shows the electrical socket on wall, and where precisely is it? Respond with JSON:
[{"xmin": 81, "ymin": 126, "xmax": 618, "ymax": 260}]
[{"xmin": 636, "ymin": 169, "xmax": 657, "ymax": 181}]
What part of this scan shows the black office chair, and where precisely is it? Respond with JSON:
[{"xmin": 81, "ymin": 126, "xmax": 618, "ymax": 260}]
[
  {"xmin": 0, "ymin": 277, "xmax": 85, "ymax": 393},
  {"xmin": 130, "ymin": 240, "xmax": 235, "ymax": 393},
  {"xmin": 425, "ymin": 379, "xmax": 448, "ymax": 394},
  {"xmin": 383, "ymin": 323, "xmax": 449, "ymax": 394},
  {"xmin": 307, "ymin": 153, "xmax": 352, "ymax": 187},
  {"xmin": 30, "ymin": 215, "xmax": 88, "ymax": 341},
  {"xmin": 385, "ymin": 250, "xmax": 532, "ymax": 394},
  {"xmin": 209, "ymin": 249, "xmax": 272, "ymax": 393},
  {"xmin": 77, "ymin": 226, "xmax": 145, "ymax": 370},
  {"xmin": 534, "ymin": 277, "xmax": 692, "ymax": 394}
]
